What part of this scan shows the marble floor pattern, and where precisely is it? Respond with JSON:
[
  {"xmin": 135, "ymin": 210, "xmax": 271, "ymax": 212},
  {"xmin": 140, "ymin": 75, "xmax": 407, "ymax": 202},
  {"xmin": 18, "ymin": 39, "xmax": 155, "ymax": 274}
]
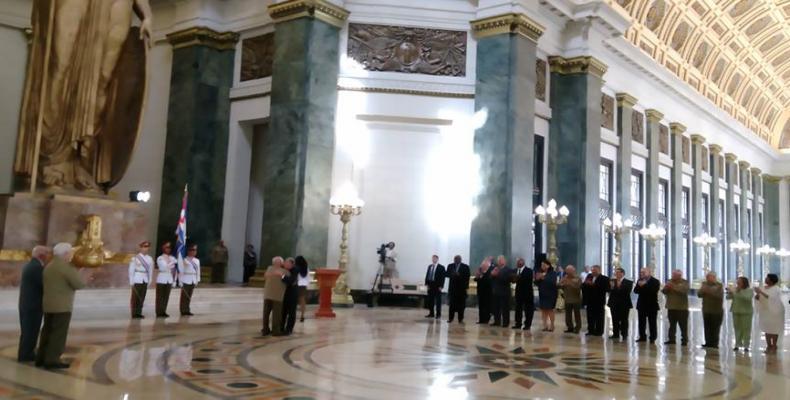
[{"xmin": 0, "ymin": 288, "xmax": 789, "ymax": 399}]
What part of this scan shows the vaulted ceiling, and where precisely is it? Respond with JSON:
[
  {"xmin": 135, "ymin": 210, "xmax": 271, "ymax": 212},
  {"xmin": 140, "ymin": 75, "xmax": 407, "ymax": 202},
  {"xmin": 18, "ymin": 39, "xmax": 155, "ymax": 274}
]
[{"xmin": 610, "ymin": 0, "xmax": 790, "ymax": 148}]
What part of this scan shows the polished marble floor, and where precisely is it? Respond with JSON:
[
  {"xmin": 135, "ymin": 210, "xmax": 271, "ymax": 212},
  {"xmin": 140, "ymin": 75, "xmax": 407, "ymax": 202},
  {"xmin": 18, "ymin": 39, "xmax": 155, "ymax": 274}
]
[{"xmin": 0, "ymin": 288, "xmax": 789, "ymax": 399}]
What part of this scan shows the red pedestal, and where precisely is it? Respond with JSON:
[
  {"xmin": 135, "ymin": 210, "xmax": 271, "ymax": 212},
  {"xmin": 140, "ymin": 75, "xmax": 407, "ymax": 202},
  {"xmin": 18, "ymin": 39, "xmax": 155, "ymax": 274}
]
[{"xmin": 314, "ymin": 268, "xmax": 342, "ymax": 318}]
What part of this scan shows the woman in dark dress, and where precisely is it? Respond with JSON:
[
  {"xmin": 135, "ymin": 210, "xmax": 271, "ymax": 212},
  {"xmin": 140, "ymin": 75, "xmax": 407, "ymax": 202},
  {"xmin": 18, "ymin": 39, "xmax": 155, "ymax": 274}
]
[{"xmin": 534, "ymin": 260, "xmax": 558, "ymax": 332}]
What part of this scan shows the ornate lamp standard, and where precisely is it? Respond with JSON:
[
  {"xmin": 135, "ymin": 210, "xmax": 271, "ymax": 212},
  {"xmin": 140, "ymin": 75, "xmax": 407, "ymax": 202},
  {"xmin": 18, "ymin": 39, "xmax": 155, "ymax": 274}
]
[
  {"xmin": 534, "ymin": 199, "xmax": 569, "ymax": 266},
  {"xmin": 693, "ymin": 232, "xmax": 718, "ymax": 274},
  {"xmin": 756, "ymin": 244, "xmax": 776, "ymax": 277},
  {"xmin": 775, "ymin": 248, "xmax": 790, "ymax": 286},
  {"xmin": 329, "ymin": 183, "xmax": 364, "ymax": 305},
  {"xmin": 729, "ymin": 239, "xmax": 751, "ymax": 278},
  {"xmin": 602, "ymin": 212, "xmax": 632, "ymax": 269},
  {"xmin": 639, "ymin": 223, "xmax": 666, "ymax": 269}
]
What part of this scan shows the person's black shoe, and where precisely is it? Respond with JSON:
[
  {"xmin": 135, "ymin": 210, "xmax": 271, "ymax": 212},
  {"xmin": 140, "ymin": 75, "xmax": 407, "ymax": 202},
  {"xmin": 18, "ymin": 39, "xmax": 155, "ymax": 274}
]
[
  {"xmin": 585, "ymin": 332, "xmax": 593, "ymax": 336},
  {"xmin": 635, "ymin": 338, "xmax": 647, "ymax": 342},
  {"xmin": 649, "ymin": 339, "xmax": 656, "ymax": 344},
  {"xmin": 17, "ymin": 357, "xmax": 34, "ymax": 363},
  {"xmin": 523, "ymin": 326, "xmax": 532, "ymax": 331},
  {"xmin": 132, "ymin": 314, "xmax": 144, "ymax": 319},
  {"xmin": 608, "ymin": 335, "xmax": 618, "ymax": 340},
  {"xmin": 501, "ymin": 323, "xmax": 509, "ymax": 328},
  {"xmin": 681, "ymin": 341, "xmax": 688, "ymax": 346},
  {"xmin": 564, "ymin": 329, "xmax": 574, "ymax": 333},
  {"xmin": 663, "ymin": 340, "xmax": 676, "ymax": 345},
  {"xmin": 261, "ymin": 330, "xmax": 271, "ymax": 336},
  {"xmin": 458, "ymin": 319, "xmax": 464, "ymax": 324},
  {"xmin": 424, "ymin": 314, "xmax": 434, "ymax": 318},
  {"xmin": 43, "ymin": 362, "xmax": 70, "ymax": 370},
  {"xmin": 512, "ymin": 325, "xmax": 522, "ymax": 329},
  {"xmin": 181, "ymin": 312, "xmax": 194, "ymax": 316}
]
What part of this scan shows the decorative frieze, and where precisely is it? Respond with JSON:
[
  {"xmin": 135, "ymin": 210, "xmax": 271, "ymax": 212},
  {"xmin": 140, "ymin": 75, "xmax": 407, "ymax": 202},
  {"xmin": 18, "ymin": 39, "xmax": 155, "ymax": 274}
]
[
  {"xmin": 240, "ymin": 33, "xmax": 274, "ymax": 81},
  {"xmin": 632, "ymin": 110, "xmax": 644, "ymax": 144},
  {"xmin": 347, "ymin": 23, "xmax": 467, "ymax": 76},
  {"xmin": 536, "ymin": 59, "xmax": 547, "ymax": 101},
  {"xmin": 659, "ymin": 124, "xmax": 669, "ymax": 154},
  {"xmin": 548, "ymin": 56, "xmax": 608, "ymax": 79},
  {"xmin": 268, "ymin": 0, "xmax": 350, "ymax": 28},
  {"xmin": 601, "ymin": 94, "xmax": 615, "ymax": 130},
  {"xmin": 470, "ymin": 13, "xmax": 544, "ymax": 42},
  {"xmin": 682, "ymin": 136, "xmax": 691, "ymax": 164}
]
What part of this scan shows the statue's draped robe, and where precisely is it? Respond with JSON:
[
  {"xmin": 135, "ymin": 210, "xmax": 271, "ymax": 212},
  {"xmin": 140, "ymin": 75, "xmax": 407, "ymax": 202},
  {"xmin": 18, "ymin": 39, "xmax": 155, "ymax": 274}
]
[{"xmin": 15, "ymin": 0, "xmax": 146, "ymax": 190}]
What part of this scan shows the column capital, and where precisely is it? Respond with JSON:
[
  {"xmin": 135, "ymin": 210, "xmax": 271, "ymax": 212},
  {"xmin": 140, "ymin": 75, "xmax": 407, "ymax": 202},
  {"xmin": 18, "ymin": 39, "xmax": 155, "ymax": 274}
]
[
  {"xmin": 763, "ymin": 174, "xmax": 782, "ymax": 183},
  {"xmin": 709, "ymin": 143, "xmax": 722, "ymax": 154},
  {"xmin": 268, "ymin": 0, "xmax": 350, "ymax": 28},
  {"xmin": 615, "ymin": 93, "xmax": 638, "ymax": 108},
  {"xmin": 669, "ymin": 122, "xmax": 686, "ymax": 135},
  {"xmin": 645, "ymin": 109, "xmax": 664, "ymax": 122},
  {"xmin": 750, "ymin": 167, "xmax": 762, "ymax": 176},
  {"xmin": 690, "ymin": 134, "xmax": 706, "ymax": 145},
  {"xmin": 166, "ymin": 27, "xmax": 240, "ymax": 50},
  {"xmin": 470, "ymin": 13, "xmax": 545, "ymax": 42},
  {"xmin": 738, "ymin": 160, "xmax": 751, "ymax": 170},
  {"xmin": 724, "ymin": 152, "xmax": 738, "ymax": 162},
  {"xmin": 548, "ymin": 56, "xmax": 607, "ymax": 79}
]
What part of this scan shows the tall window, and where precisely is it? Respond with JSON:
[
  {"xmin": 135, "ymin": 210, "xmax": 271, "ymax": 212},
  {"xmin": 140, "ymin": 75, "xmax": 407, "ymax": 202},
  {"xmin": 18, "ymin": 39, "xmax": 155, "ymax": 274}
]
[
  {"xmin": 658, "ymin": 182, "xmax": 667, "ymax": 215},
  {"xmin": 600, "ymin": 161, "xmax": 613, "ymax": 270},
  {"xmin": 631, "ymin": 171, "xmax": 644, "ymax": 274},
  {"xmin": 734, "ymin": 204, "xmax": 741, "ymax": 237},
  {"xmin": 746, "ymin": 209, "xmax": 752, "ymax": 240},
  {"xmin": 630, "ymin": 174, "xmax": 642, "ymax": 209},
  {"xmin": 658, "ymin": 179, "xmax": 669, "ymax": 279},
  {"xmin": 719, "ymin": 200, "xmax": 727, "ymax": 278},
  {"xmin": 701, "ymin": 193, "xmax": 709, "ymax": 232},
  {"xmin": 600, "ymin": 164, "xmax": 610, "ymax": 201},
  {"xmin": 682, "ymin": 188, "xmax": 690, "ymax": 273}
]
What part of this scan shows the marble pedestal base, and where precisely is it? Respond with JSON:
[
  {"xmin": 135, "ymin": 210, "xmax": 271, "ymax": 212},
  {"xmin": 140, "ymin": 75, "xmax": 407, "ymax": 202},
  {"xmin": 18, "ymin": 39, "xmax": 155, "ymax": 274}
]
[{"xmin": 0, "ymin": 193, "xmax": 147, "ymax": 287}]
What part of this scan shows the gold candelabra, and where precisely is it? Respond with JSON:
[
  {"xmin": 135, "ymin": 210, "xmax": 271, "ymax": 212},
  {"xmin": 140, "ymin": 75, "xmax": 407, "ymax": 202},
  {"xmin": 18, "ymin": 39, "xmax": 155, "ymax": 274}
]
[
  {"xmin": 729, "ymin": 239, "xmax": 750, "ymax": 278},
  {"xmin": 534, "ymin": 199, "xmax": 569, "ymax": 267},
  {"xmin": 639, "ymin": 223, "xmax": 666, "ymax": 269},
  {"xmin": 329, "ymin": 183, "xmax": 363, "ymax": 305},
  {"xmin": 693, "ymin": 232, "xmax": 718, "ymax": 274},
  {"xmin": 603, "ymin": 212, "xmax": 632, "ymax": 269}
]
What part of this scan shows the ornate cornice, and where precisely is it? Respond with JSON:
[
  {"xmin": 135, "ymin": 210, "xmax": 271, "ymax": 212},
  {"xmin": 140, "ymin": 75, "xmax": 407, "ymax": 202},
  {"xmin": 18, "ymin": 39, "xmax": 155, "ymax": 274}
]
[
  {"xmin": 167, "ymin": 27, "xmax": 239, "ymax": 50},
  {"xmin": 337, "ymin": 85, "xmax": 474, "ymax": 99},
  {"xmin": 645, "ymin": 109, "xmax": 664, "ymax": 123},
  {"xmin": 690, "ymin": 134, "xmax": 705, "ymax": 145},
  {"xmin": 669, "ymin": 122, "xmax": 686, "ymax": 135},
  {"xmin": 708, "ymin": 144, "xmax": 722, "ymax": 154},
  {"xmin": 724, "ymin": 153, "xmax": 738, "ymax": 162},
  {"xmin": 763, "ymin": 175, "xmax": 782, "ymax": 183},
  {"xmin": 750, "ymin": 167, "xmax": 762, "ymax": 176},
  {"xmin": 615, "ymin": 93, "xmax": 638, "ymax": 108},
  {"xmin": 268, "ymin": 0, "xmax": 350, "ymax": 28},
  {"xmin": 548, "ymin": 56, "xmax": 607, "ymax": 79},
  {"xmin": 738, "ymin": 160, "xmax": 751, "ymax": 170},
  {"xmin": 470, "ymin": 13, "xmax": 545, "ymax": 42}
]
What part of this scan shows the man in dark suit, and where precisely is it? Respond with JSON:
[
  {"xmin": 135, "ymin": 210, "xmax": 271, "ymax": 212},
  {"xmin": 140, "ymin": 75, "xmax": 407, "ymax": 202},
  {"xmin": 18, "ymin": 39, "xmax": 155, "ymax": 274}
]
[
  {"xmin": 582, "ymin": 265, "xmax": 609, "ymax": 336},
  {"xmin": 490, "ymin": 255, "xmax": 513, "ymax": 327},
  {"xmin": 474, "ymin": 258, "xmax": 493, "ymax": 324},
  {"xmin": 607, "ymin": 267, "xmax": 633, "ymax": 341},
  {"xmin": 446, "ymin": 255, "xmax": 470, "ymax": 323},
  {"xmin": 634, "ymin": 267, "xmax": 661, "ymax": 343},
  {"xmin": 424, "ymin": 255, "xmax": 446, "ymax": 319},
  {"xmin": 280, "ymin": 257, "xmax": 299, "ymax": 335},
  {"xmin": 512, "ymin": 257, "xmax": 534, "ymax": 330},
  {"xmin": 17, "ymin": 246, "xmax": 51, "ymax": 362}
]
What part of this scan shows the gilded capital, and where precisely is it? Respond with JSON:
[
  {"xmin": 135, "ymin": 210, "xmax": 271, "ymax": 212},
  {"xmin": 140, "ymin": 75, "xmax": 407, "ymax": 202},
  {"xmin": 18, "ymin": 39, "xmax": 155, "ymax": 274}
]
[
  {"xmin": 738, "ymin": 160, "xmax": 750, "ymax": 170},
  {"xmin": 690, "ymin": 134, "xmax": 705, "ymax": 145},
  {"xmin": 268, "ymin": 0, "xmax": 350, "ymax": 28},
  {"xmin": 724, "ymin": 152, "xmax": 737, "ymax": 162},
  {"xmin": 167, "ymin": 27, "xmax": 239, "ymax": 50},
  {"xmin": 709, "ymin": 144, "xmax": 722, "ymax": 154},
  {"xmin": 470, "ymin": 13, "xmax": 545, "ymax": 42},
  {"xmin": 750, "ymin": 167, "xmax": 762, "ymax": 176},
  {"xmin": 645, "ymin": 109, "xmax": 664, "ymax": 123},
  {"xmin": 548, "ymin": 56, "xmax": 608, "ymax": 79},
  {"xmin": 615, "ymin": 93, "xmax": 638, "ymax": 108},
  {"xmin": 669, "ymin": 122, "xmax": 686, "ymax": 135},
  {"xmin": 763, "ymin": 174, "xmax": 781, "ymax": 183}
]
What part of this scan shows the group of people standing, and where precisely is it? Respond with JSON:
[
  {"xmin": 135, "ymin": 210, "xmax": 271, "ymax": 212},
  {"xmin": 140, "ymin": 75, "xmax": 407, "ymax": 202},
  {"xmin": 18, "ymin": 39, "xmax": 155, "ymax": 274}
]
[
  {"xmin": 423, "ymin": 254, "xmax": 786, "ymax": 353},
  {"xmin": 127, "ymin": 240, "xmax": 201, "ymax": 319},
  {"xmin": 261, "ymin": 256, "xmax": 310, "ymax": 336}
]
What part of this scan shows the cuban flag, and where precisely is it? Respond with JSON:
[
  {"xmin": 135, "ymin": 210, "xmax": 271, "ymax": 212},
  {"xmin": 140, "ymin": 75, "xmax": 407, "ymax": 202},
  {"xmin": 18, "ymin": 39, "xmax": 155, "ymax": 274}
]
[{"xmin": 175, "ymin": 185, "xmax": 188, "ymax": 285}]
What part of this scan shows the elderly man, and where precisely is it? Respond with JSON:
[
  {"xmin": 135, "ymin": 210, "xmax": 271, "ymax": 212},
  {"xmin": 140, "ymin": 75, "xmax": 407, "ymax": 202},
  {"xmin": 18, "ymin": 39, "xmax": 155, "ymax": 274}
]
[
  {"xmin": 512, "ymin": 257, "xmax": 534, "ymax": 331},
  {"xmin": 662, "ymin": 269, "xmax": 689, "ymax": 345},
  {"xmin": 582, "ymin": 265, "xmax": 609, "ymax": 336},
  {"xmin": 18, "ymin": 246, "xmax": 51, "ymax": 362},
  {"xmin": 36, "ymin": 243, "xmax": 85, "ymax": 369},
  {"xmin": 633, "ymin": 267, "xmax": 661, "ymax": 343},
  {"xmin": 447, "ymin": 255, "xmax": 470, "ymax": 324},
  {"xmin": 698, "ymin": 272, "xmax": 724, "ymax": 349},
  {"xmin": 262, "ymin": 257, "xmax": 291, "ymax": 336},
  {"xmin": 608, "ymin": 267, "xmax": 633, "ymax": 341},
  {"xmin": 490, "ymin": 255, "xmax": 513, "ymax": 328},
  {"xmin": 559, "ymin": 265, "xmax": 582, "ymax": 333}
]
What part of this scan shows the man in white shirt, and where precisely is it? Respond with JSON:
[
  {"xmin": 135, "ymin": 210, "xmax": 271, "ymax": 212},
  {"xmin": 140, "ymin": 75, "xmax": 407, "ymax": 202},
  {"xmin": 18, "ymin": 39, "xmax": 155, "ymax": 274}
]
[
  {"xmin": 128, "ymin": 241, "xmax": 154, "ymax": 319},
  {"xmin": 155, "ymin": 241, "xmax": 177, "ymax": 318},
  {"xmin": 179, "ymin": 244, "xmax": 201, "ymax": 316}
]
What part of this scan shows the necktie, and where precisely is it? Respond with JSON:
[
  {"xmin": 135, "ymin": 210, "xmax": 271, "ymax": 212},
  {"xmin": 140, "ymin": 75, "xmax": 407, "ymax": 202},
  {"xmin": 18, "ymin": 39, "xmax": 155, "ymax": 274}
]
[{"xmin": 430, "ymin": 265, "xmax": 435, "ymax": 281}]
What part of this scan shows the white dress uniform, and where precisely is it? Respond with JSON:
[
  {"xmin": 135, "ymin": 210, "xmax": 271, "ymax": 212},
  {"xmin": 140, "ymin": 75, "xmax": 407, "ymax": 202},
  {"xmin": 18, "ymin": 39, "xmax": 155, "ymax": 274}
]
[
  {"xmin": 128, "ymin": 252, "xmax": 154, "ymax": 318},
  {"xmin": 156, "ymin": 254, "xmax": 176, "ymax": 285},
  {"xmin": 179, "ymin": 256, "xmax": 200, "ymax": 315}
]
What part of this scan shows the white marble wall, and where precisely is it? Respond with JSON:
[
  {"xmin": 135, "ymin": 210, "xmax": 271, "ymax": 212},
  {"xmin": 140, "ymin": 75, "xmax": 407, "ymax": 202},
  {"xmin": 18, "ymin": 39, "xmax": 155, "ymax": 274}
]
[{"xmin": 0, "ymin": 11, "xmax": 29, "ymax": 193}]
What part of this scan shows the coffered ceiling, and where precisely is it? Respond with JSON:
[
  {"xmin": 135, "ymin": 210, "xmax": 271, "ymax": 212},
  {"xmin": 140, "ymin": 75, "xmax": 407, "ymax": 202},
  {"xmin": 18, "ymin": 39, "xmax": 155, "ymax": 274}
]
[{"xmin": 609, "ymin": 0, "xmax": 790, "ymax": 148}]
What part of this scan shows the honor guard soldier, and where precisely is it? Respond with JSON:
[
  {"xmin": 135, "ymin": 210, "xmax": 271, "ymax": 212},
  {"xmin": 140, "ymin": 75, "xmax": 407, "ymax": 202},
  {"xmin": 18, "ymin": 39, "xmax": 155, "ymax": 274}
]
[
  {"xmin": 128, "ymin": 241, "xmax": 154, "ymax": 319},
  {"xmin": 155, "ymin": 242, "xmax": 177, "ymax": 318},
  {"xmin": 179, "ymin": 244, "xmax": 201, "ymax": 316}
]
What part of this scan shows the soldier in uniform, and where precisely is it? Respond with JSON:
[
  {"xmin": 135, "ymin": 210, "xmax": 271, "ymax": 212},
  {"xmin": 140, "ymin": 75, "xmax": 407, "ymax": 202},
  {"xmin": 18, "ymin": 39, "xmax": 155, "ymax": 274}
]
[
  {"xmin": 128, "ymin": 241, "xmax": 154, "ymax": 319},
  {"xmin": 179, "ymin": 244, "xmax": 201, "ymax": 316},
  {"xmin": 211, "ymin": 240, "xmax": 228, "ymax": 283},
  {"xmin": 155, "ymin": 242, "xmax": 177, "ymax": 318}
]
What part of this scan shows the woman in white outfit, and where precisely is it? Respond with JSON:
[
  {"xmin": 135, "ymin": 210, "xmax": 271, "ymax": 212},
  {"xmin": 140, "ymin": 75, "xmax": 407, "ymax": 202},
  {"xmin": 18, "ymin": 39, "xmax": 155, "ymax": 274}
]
[
  {"xmin": 296, "ymin": 256, "xmax": 310, "ymax": 322},
  {"xmin": 754, "ymin": 273, "xmax": 785, "ymax": 354}
]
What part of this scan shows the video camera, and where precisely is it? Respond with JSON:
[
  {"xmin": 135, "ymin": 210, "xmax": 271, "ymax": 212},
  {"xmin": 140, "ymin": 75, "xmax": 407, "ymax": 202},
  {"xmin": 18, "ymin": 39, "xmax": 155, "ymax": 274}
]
[{"xmin": 376, "ymin": 243, "xmax": 388, "ymax": 264}]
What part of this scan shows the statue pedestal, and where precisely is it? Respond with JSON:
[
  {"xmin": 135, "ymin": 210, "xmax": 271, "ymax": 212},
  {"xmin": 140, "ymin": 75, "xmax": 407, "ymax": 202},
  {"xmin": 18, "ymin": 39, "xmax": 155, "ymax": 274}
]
[
  {"xmin": 315, "ymin": 268, "xmax": 342, "ymax": 318},
  {"xmin": 0, "ymin": 193, "xmax": 147, "ymax": 287}
]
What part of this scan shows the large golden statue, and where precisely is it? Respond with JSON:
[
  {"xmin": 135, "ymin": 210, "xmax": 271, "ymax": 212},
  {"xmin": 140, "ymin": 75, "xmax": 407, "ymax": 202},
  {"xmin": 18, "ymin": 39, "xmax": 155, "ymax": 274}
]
[{"xmin": 15, "ymin": 0, "xmax": 152, "ymax": 192}]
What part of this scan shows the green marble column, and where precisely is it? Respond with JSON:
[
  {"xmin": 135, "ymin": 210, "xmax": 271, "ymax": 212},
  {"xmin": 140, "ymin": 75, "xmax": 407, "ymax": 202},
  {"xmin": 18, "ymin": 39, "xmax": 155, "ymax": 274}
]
[
  {"xmin": 709, "ymin": 144, "xmax": 722, "ymax": 275},
  {"xmin": 763, "ymin": 176, "xmax": 781, "ymax": 274},
  {"xmin": 547, "ymin": 56, "xmax": 607, "ymax": 269},
  {"xmin": 690, "ymin": 134, "xmax": 704, "ymax": 281},
  {"xmin": 260, "ymin": 1, "xmax": 349, "ymax": 267},
  {"xmin": 645, "ymin": 110, "xmax": 663, "ymax": 265},
  {"xmin": 738, "ymin": 161, "xmax": 751, "ymax": 277},
  {"xmin": 157, "ymin": 27, "xmax": 238, "ymax": 256},
  {"xmin": 750, "ymin": 168, "xmax": 761, "ymax": 276},
  {"xmin": 669, "ymin": 123, "xmax": 685, "ymax": 275},
  {"xmin": 615, "ymin": 93, "xmax": 635, "ymax": 276},
  {"xmin": 725, "ymin": 153, "xmax": 738, "ymax": 280},
  {"xmin": 469, "ymin": 14, "xmax": 543, "ymax": 266}
]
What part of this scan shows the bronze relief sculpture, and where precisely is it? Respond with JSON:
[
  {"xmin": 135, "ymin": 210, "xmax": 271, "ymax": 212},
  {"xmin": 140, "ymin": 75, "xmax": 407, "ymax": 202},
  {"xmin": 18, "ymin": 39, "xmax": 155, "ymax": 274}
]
[{"xmin": 15, "ymin": 0, "xmax": 152, "ymax": 193}]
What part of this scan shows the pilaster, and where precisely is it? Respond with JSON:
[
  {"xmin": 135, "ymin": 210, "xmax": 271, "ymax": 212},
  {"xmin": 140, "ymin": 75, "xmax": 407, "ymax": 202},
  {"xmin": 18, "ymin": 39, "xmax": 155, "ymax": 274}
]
[
  {"xmin": 738, "ymin": 160, "xmax": 751, "ymax": 277},
  {"xmin": 615, "ymin": 93, "xmax": 636, "ymax": 276},
  {"xmin": 763, "ymin": 175, "xmax": 782, "ymax": 274},
  {"xmin": 709, "ymin": 144, "xmax": 722, "ymax": 276},
  {"xmin": 669, "ymin": 123, "xmax": 685, "ymax": 276},
  {"xmin": 645, "ymin": 109, "xmax": 663, "ymax": 266},
  {"xmin": 690, "ymin": 134, "xmax": 704, "ymax": 281},
  {"xmin": 547, "ymin": 55, "xmax": 607, "ymax": 270},
  {"xmin": 724, "ymin": 153, "xmax": 738, "ymax": 280},
  {"xmin": 469, "ymin": 13, "xmax": 543, "ymax": 266},
  {"xmin": 750, "ymin": 167, "xmax": 761, "ymax": 276}
]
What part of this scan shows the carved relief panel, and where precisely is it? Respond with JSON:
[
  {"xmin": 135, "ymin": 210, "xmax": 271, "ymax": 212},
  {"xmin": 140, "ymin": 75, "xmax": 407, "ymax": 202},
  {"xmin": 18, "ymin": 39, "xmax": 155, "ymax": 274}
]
[
  {"xmin": 601, "ymin": 94, "xmax": 614, "ymax": 130},
  {"xmin": 682, "ymin": 136, "xmax": 691, "ymax": 164},
  {"xmin": 659, "ymin": 125, "xmax": 669, "ymax": 154},
  {"xmin": 240, "ymin": 33, "xmax": 274, "ymax": 81},
  {"xmin": 347, "ymin": 23, "xmax": 467, "ymax": 76},
  {"xmin": 701, "ymin": 146, "xmax": 709, "ymax": 172},
  {"xmin": 536, "ymin": 59, "xmax": 547, "ymax": 101},
  {"xmin": 632, "ymin": 111, "xmax": 644, "ymax": 144}
]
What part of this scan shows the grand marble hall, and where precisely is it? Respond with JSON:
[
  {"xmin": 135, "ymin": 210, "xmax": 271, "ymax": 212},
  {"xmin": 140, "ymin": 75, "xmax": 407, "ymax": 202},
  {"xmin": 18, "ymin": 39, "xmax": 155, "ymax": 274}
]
[{"xmin": 1, "ymin": 0, "xmax": 790, "ymax": 398}]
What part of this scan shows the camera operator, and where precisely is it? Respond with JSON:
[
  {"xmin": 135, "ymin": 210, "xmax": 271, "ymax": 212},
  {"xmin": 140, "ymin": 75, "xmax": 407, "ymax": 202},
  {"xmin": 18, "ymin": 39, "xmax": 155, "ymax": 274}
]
[{"xmin": 380, "ymin": 242, "xmax": 398, "ymax": 278}]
